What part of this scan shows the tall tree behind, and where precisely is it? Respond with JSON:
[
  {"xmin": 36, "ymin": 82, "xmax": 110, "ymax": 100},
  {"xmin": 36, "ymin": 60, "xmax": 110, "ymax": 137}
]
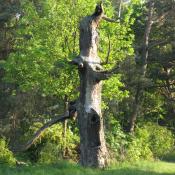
[
  {"xmin": 118, "ymin": 0, "xmax": 175, "ymax": 131},
  {"xmin": 0, "ymin": 0, "xmax": 21, "ymax": 139},
  {"xmin": 129, "ymin": 0, "xmax": 155, "ymax": 132}
]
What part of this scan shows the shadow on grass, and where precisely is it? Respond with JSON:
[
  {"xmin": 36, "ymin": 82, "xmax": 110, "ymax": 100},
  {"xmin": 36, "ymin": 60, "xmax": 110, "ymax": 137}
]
[
  {"xmin": 102, "ymin": 168, "xmax": 175, "ymax": 175},
  {"xmin": 162, "ymin": 151, "xmax": 175, "ymax": 163}
]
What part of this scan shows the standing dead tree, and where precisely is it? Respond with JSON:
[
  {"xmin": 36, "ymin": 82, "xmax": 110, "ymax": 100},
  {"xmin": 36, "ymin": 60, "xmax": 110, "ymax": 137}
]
[{"xmin": 70, "ymin": 3, "xmax": 120, "ymax": 167}]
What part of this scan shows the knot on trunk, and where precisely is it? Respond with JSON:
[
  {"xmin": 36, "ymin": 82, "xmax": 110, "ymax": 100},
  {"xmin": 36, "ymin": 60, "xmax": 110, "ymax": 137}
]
[{"xmin": 70, "ymin": 56, "xmax": 84, "ymax": 68}]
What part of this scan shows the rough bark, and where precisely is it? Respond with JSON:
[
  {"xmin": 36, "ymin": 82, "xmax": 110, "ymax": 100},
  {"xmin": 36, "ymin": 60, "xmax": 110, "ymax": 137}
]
[{"xmin": 72, "ymin": 4, "xmax": 108, "ymax": 168}]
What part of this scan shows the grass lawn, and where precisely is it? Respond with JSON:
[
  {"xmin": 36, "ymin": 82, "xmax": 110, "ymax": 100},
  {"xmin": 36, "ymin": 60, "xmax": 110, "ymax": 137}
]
[{"xmin": 0, "ymin": 161, "xmax": 175, "ymax": 175}]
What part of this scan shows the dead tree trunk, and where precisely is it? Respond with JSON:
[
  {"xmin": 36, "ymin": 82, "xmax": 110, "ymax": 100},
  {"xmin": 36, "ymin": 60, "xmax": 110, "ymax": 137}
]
[
  {"xmin": 76, "ymin": 11, "xmax": 106, "ymax": 167},
  {"xmin": 71, "ymin": 4, "xmax": 114, "ymax": 168}
]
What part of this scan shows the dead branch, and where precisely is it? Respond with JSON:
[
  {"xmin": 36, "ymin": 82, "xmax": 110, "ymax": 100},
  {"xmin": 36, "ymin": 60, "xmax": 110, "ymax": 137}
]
[
  {"xmin": 13, "ymin": 102, "xmax": 77, "ymax": 152},
  {"xmin": 153, "ymin": 11, "xmax": 169, "ymax": 24},
  {"xmin": 102, "ymin": 15, "xmax": 117, "ymax": 23},
  {"xmin": 70, "ymin": 56, "xmax": 84, "ymax": 68},
  {"xmin": 13, "ymin": 114, "xmax": 70, "ymax": 152},
  {"xmin": 153, "ymin": 5, "xmax": 174, "ymax": 25},
  {"xmin": 148, "ymin": 40, "xmax": 173, "ymax": 50},
  {"xmin": 95, "ymin": 64, "xmax": 120, "ymax": 81}
]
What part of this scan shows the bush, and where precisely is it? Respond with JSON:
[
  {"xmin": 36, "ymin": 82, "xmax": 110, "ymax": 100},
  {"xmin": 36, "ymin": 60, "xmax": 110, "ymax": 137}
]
[
  {"xmin": 126, "ymin": 123, "xmax": 174, "ymax": 161},
  {"xmin": 38, "ymin": 124, "xmax": 79, "ymax": 164},
  {"xmin": 106, "ymin": 115, "xmax": 128, "ymax": 162},
  {"xmin": 126, "ymin": 129, "xmax": 153, "ymax": 161},
  {"xmin": 22, "ymin": 122, "xmax": 79, "ymax": 163},
  {"xmin": 144, "ymin": 123, "xmax": 174, "ymax": 158},
  {"xmin": 0, "ymin": 138, "xmax": 16, "ymax": 165}
]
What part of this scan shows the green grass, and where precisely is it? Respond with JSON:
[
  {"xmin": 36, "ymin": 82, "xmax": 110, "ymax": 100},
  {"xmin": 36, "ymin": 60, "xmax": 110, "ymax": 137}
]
[{"xmin": 1, "ymin": 161, "xmax": 175, "ymax": 175}]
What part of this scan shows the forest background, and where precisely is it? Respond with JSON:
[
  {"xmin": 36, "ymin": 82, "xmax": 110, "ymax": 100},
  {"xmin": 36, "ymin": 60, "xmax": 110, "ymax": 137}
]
[{"xmin": 0, "ymin": 0, "xmax": 175, "ymax": 169}]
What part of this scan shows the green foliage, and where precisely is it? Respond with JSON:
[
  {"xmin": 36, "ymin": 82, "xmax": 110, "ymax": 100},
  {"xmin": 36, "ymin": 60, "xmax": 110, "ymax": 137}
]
[
  {"xmin": 4, "ymin": 0, "xmax": 80, "ymax": 98},
  {"xmin": 106, "ymin": 117, "xmax": 174, "ymax": 162},
  {"xmin": 142, "ymin": 92, "xmax": 166, "ymax": 121},
  {"xmin": 126, "ymin": 123, "xmax": 174, "ymax": 161},
  {"xmin": 106, "ymin": 114, "xmax": 128, "ymax": 161},
  {"xmin": 38, "ymin": 142, "xmax": 62, "ymax": 164},
  {"xmin": 0, "ymin": 138, "xmax": 16, "ymax": 165},
  {"xmin": 143, "ymin": 123, "xmax": 174, "ymax": 158},
  {"xmin": 38, "ymin": 124, "xmax": 79, "ymax": 163},
  {"xmin": 103, "ymin": 75, "xmax": 129, "ymax": 101},
  {"xmin": 4, "ymin": 0, "xmax": 135, "ymax": 101},
  {"xmin": 22, "ymin": 122, "xmax": 79, "ymax": 163},
  {"xmin": 126, "ymin": 130, "xmax": 153, "ymax": 162}
]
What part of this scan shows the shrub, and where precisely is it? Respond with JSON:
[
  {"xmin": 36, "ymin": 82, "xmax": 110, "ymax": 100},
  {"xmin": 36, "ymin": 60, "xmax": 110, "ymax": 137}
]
[
  {"xmin": 106, "ymin": 115, "xmax": 128, "ymax": 162},
  {"xmin": 143, "ymin": 123, "xmax": 174, "ymax": 158},
  {"xmin": 126, "ymin": 123, "xmax": 174, "ymax": 161},
  {"xmin": 22, "ymin": 122, "xmax": 79, "ymax": 163},
  {"xmin": 0, "ymin": 138, "xmax": 16, "ymax": 165},
  {"xmin": 126, "ymin": 129, "xmax": 153, "ymax": 161},
  {"xmin": 38, "ymin": 124, "xmax": 79, "ymax": 164}
]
